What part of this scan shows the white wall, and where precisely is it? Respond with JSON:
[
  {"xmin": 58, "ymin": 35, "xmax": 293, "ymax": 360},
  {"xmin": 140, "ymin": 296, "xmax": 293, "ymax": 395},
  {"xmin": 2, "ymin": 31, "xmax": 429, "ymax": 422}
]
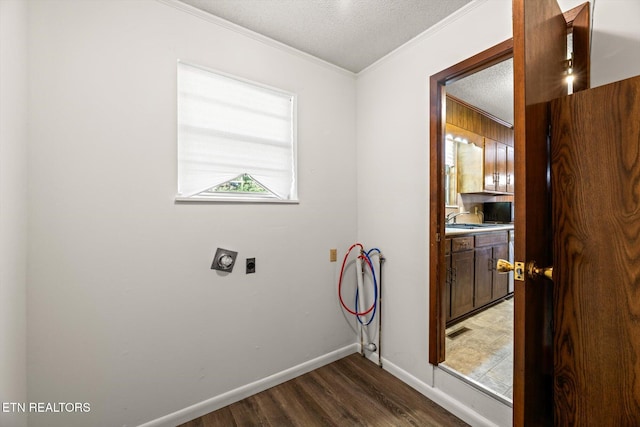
[
  {"xmin": 356, "ymin": 1, "xmax": 514, "ymax": 424},
  {"xmin": 26, "ymin": 1, "xmax": 357, "ymax": 426},
  {"xmin": 356, "ymin": 0, "xmax": 640, "ymax": 426},
  {"xmin": 572, "ymin": 0, "xmax": 640, "ymax": 87},
  {"xmin": 18, "ymin": 0, "xmax": 640, "ymax": 426},
  {"xmin": 0, "ymin": 1, "xmax": 28, "ymax": 426}
]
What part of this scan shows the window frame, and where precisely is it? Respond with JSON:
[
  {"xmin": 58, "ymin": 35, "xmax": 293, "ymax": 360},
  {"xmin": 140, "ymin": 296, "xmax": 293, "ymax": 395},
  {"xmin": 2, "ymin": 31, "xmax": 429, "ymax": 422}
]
[{"xmin": 175, "ymin": 60, "xmax": 299, "ymax": 204}]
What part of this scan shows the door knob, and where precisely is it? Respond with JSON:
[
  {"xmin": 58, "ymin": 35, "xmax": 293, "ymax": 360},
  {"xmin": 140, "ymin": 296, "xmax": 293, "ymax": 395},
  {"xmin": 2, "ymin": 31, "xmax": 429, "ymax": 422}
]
[
  {"xmin": 496, "ymin": 259, "xmax": 553, "ymax": 282},
  {"xmin": 527, "ymin": 261, "xmax": 553, "ymax": 281}
]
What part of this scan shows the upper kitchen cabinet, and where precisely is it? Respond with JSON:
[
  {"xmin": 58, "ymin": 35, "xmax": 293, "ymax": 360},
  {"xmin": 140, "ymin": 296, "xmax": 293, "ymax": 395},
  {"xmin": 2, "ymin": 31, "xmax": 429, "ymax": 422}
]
[
  {"xmin": 484, "ymin": 137, "xmax": 513, "ymax": 193},
  {"xmin": 446, "ymin": 96, "xmax": 514, "ymax": 195},
  {"xmin": 506, "ymin": 145, "xmax": 514, "ymax": 193}
]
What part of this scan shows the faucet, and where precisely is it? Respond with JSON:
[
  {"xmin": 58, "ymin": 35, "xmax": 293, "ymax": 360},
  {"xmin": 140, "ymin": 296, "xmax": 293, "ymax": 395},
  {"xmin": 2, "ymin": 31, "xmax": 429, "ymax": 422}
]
[{"xmin": 446, "ymin": 211, "xmax": 469, "ymax": 224}]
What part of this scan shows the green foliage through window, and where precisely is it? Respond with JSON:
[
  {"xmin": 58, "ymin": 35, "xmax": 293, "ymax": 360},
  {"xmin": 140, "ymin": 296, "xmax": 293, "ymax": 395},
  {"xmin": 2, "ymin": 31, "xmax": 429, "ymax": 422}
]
[{"xmin": 198, "ymin": 174, "xmax": 276, "ymax": 197}]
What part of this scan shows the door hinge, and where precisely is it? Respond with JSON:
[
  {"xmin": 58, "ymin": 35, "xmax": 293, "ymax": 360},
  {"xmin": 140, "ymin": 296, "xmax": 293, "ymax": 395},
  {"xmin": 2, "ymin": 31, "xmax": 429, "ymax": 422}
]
[
  {"xmin": 436, "ymin": 232, "xmax": 441, "ymax": 242},
  {"xmin": 563, "ymin": 53, "xmax": 574, "ymax": 74}
]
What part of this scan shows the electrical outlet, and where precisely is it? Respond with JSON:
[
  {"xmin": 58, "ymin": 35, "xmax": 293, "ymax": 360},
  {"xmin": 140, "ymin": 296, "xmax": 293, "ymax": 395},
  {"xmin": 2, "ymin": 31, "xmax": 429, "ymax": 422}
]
[
  {"xmin": 246, "ymin": 258, "xmax": 256, "ymax": 274},
  {"xmin": 329, "ymin": 249, "xmax": 337, "ymax": 262}
]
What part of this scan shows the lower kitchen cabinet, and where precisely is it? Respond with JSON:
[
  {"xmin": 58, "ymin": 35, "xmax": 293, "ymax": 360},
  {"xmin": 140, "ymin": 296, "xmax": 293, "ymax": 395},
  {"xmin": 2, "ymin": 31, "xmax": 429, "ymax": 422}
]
[
  {"xmin": 445, "ymin": 230, "xmax": 512, "ymax": 326},
  {"xmin": 450, "ymin": 247, "xmax": 475, "ymax": 320},
  {"xmin": 492, "ymin": 243, "xmax": 509, "ymax": 301},
  {"xmin": 445, "ymin": 239, "xmax": 451, "ymax": 323},
  {"xmin": 474, "ymin": 246, "xmax": 493, "ymax": 308}
]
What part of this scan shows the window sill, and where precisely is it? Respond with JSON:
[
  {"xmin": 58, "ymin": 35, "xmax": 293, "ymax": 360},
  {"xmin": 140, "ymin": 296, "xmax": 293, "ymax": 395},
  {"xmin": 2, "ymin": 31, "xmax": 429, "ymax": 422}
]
[{"xmin": 175, "ymin": 196, "xmax": 299, "ymax": 204}]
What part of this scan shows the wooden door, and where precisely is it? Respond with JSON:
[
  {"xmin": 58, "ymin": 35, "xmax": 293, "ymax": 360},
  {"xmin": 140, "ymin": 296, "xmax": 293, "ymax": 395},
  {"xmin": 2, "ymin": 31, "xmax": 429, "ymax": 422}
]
[
  {"xmin": 550, "ymin": 75, "xmax": 640, "ymax": 425},
  {"xmin": 513, "ymin": 0, "xmax": 568, "ymax": 424}
]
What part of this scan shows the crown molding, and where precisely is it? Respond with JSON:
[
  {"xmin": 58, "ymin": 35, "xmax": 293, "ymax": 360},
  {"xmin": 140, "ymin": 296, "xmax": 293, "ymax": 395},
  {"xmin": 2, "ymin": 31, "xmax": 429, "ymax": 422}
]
[
  {"xmin": 357, "ymin": 0, "xmax": 490, "ymax": 77},
  {"xmin": 155, "ymin": 0, "xmax": 356, "ymax": 79}
]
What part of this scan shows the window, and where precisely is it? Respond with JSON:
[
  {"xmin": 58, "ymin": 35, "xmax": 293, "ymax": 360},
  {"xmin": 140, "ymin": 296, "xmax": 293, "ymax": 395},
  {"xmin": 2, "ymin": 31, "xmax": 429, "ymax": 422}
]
[{"xmin": 176, "ymin": 61, "xmax": 297, "ymax": 202}]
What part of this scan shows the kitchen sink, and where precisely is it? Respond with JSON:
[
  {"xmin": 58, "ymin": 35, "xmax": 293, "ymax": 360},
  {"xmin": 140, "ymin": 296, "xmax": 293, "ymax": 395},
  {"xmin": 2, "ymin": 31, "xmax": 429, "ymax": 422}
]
[{"xmin": 445, "ymin": 223, "xmax": 504, "ymax": 229}]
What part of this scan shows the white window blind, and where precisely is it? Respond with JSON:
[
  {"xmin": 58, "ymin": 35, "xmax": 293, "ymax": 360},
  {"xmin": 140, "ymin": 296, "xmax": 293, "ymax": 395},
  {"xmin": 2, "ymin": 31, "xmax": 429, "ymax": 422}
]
[{"xmin": 177, "ymin": 61, "xmax": 297, "ymax": 201}]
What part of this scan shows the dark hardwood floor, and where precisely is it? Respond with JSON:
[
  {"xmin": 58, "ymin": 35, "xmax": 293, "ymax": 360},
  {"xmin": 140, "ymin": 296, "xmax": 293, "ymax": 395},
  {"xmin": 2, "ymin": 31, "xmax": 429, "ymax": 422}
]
[{"xmin": 179, "ymin": 353, "xmax": 468, "ymax": 427}]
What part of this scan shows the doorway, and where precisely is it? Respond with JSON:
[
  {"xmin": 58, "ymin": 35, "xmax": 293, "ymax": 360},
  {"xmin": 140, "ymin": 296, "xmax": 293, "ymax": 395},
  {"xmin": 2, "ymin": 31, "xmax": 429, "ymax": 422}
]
[
  {"xmin": 428, "ymin": 39, "xmax": 515, "ymax": 401},
  {"xmin": 429, "ymin": 2, "xmax": 588, "ymax": 411}
]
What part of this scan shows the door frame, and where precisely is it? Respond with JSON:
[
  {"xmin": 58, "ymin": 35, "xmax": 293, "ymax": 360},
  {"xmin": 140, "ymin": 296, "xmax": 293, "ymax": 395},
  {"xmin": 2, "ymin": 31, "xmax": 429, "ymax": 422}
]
[
  {"xmin": 429, "ymin": 0, "xmax": 590, "ymax": 425},
  {"xmin": 428, "ymin": 3, "xmax": 590, "ymax": 367},
  {"xmin": 428, "ymin": 39, "xmax": 513, "ymax": 365},
  {"xmin": 429, "ymin": 2, "xmax": 590, "ymax": 366}
]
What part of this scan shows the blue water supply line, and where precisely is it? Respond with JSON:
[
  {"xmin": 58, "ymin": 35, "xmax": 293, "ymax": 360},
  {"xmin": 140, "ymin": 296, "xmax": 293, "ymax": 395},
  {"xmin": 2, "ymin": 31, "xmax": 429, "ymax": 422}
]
[{"xmin": 338, "ymin": 244, "xmax": 384, "ymax": 367}]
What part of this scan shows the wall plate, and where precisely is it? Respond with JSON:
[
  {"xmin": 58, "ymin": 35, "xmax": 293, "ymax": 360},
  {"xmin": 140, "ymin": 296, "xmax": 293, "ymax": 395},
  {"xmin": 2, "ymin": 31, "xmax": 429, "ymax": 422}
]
[
  {"xmin": 246, "ymin": 258, "xmax": 256, "ymax": 274},
  {"xmin": 211, "ymin": 248, "xmax": 238, "ymax": 272}
]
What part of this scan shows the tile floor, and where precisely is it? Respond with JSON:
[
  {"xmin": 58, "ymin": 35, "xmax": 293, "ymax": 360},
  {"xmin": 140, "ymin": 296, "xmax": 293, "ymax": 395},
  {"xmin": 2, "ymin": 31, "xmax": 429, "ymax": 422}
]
[{"xmin": 443, "ymin": 298, "xmax": 513, "ymax": 400}]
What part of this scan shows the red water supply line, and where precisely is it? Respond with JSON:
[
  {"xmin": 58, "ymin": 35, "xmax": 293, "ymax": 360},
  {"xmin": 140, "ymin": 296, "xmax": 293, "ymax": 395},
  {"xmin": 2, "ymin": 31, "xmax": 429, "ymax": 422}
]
[{"xmin": 338, "ymin": 243, "xmax": 376, "ymax": 316}]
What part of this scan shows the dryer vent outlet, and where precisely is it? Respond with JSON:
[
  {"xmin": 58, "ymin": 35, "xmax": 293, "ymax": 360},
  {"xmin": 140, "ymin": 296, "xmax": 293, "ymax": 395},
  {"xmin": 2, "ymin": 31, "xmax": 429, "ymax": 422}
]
[{"xmin": 211, "ymin": 248, "xmax": 238, "ymax": 272}]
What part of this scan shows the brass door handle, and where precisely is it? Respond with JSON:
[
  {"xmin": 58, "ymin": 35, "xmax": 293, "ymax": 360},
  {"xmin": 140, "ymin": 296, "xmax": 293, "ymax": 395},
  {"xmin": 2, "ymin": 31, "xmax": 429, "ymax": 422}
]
[
  {"xmin": 528, "ymin": 262, "xmax": 553, "ymax": 281},
  {"xmin": 496, "ymin": 259, "xmax": 553, "ymax": 282}
]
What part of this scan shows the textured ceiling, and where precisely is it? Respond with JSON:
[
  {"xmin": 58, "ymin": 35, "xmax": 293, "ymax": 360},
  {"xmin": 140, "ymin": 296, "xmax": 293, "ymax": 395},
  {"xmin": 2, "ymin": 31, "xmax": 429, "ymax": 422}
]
[
  {"xmin": 177, "ymin": 0, "xmax": 473, "ymax": 73},
  {"xmin": 176, "ymin": 0, "xmax": 512, "ymax": 123},
  {"xmin": 446, "ymin": 58, "xmax": 514, "ymax": 126}
]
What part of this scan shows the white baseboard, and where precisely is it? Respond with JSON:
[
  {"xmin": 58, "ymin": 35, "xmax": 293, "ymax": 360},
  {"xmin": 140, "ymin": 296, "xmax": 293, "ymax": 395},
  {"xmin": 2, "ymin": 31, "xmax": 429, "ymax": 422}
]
[
  {"xmin": 345, "ymin": 350, "xmax": 503, "ymax": 427},
  {"xmin": 138, "ymin": 343, "xmax": 359, "ymax": 427},
  {"xmin": 380, "ymin": 358, "xmax": 501, "ymax": 427}
]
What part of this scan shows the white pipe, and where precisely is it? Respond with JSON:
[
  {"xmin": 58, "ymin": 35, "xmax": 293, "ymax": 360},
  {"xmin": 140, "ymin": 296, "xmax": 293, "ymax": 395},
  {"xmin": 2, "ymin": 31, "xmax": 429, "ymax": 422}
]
[
  {"xmin": 377, "ymin": 253, "xmax": 384, "ymax": 367},
  {"xmin": 355, "ymin": 252, "xmax": 372, "ymax": 352}
]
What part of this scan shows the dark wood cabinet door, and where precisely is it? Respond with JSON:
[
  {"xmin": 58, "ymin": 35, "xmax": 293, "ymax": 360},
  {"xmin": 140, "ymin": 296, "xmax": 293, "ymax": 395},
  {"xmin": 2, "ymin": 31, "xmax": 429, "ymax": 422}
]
[
  {"xmin": 495, "ymin": 142, "xmax": 508, "ymax": 192},
  {"xmin": 450, "ymin": 250, "xmax": 474, "ymax": 319},
  {"xmin": 483, "ymin": 138, "xmax": 497, "ymax": 191},
  {"xmin": 506, "ymin": 145, "xmax": 515, "ymax": 193},
  {"xmin": 474, "ymin": 247, "xmax": 493, "ymax": 307},
  {"xmin": 445, "ymin": 248, "xmax": 452, "ymax": 322},
  {"xmin": 491, "ymin": 243, "xmax": 509, "ymax": 301}
]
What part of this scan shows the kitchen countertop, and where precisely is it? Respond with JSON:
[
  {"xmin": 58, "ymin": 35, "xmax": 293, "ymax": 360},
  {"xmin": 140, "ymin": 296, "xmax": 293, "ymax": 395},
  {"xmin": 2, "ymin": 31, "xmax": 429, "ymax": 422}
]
[{"xmin": 444, "ymin": 223, "xmax": 514, "ymax": 236}]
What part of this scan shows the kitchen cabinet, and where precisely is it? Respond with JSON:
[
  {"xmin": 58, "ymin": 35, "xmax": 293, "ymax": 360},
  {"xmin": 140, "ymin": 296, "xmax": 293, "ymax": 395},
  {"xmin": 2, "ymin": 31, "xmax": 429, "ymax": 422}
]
[
  {"xmin": 445, "ymin": 230, "xmax": 512, "ymax": 326},
  {"xmin": 446, "ymin": 95, "xmax": 514, "ymax": 195},
  {"xmin": 484, "ymin": 137, "xmax": 511, "ymax": 193},
  {"xmin": 476, "ymin": 231, "xmax": 510, "ymax": 302},
  {"xmin": 445, "ymin": 239, "xmax": 451, "ymax": 323},
  {"xmin": 506, "ymin": 145, "xmax": 515, "ymax": 193},
  {"xmin": 474, "ymin": 246, "xmax": 493, "ymax": 307},
  {"xmin": 458, "ymin": 136, "xmax": 514, "ymax": 195},
  {"xmin": 492, "ymin": 242, "xmax": 509, "ymax": 301},
  {"xmin": 449, "ymin": 237, "xmax": 474, "ymax": 320}
]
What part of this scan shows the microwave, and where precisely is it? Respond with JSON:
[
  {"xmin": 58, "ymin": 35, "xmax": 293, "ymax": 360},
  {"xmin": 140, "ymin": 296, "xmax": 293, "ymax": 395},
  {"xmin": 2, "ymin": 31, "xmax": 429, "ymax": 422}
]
[{"xmin": 483, "ymin": 202, "xmax": 513, "ymax": 223}]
